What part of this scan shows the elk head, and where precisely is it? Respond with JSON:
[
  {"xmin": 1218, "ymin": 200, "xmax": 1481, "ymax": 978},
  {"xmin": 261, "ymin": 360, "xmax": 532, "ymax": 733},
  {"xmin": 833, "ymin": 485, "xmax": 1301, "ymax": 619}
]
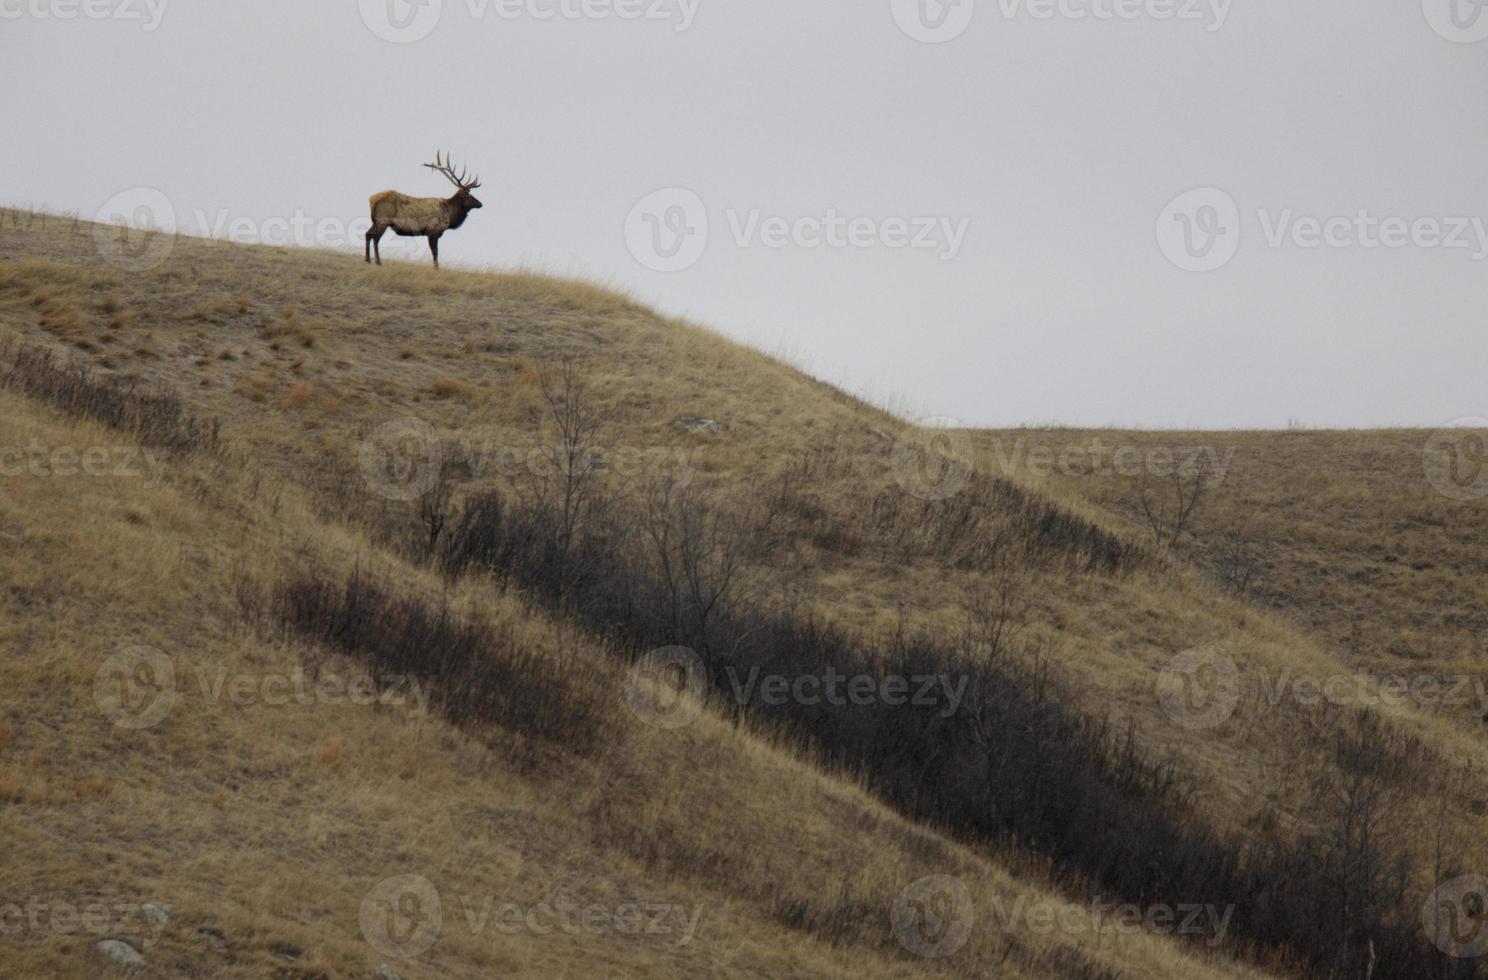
[{"xmin": 424, "ymin": 150, "xmax": 483, "ymax": 214}]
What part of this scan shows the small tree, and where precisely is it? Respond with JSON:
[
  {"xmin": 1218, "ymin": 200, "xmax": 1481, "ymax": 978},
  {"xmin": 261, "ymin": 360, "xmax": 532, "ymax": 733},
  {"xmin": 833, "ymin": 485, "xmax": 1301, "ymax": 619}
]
[
  {"xmin": 418, "ymin": 474, "xmax": 455, "ymax": 556},
  {"xmin": 638, "ymin": 475, "xmax": 764, "ymax": 655},
  {"xmin": 960, "ymin": 558, "xmax": 1029, "ymax": 665},
  {"xmin": 1213, "ymin": 529, "xmax": 1264, "ymax": 595},
  {"xmin": 522, "ymin": 360, "xmax": 610, "ymax": 606},
  {"xmin": 1136, "ymin": 459, "xmax": 1211, "ymax": 553},
  {"xmin": 1307, "ymin": 712, "xmax": 1417, "ymax": 977}
]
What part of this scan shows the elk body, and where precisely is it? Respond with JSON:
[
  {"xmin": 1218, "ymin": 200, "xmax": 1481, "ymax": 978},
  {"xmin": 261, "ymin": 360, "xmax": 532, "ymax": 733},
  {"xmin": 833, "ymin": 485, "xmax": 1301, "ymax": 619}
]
[{"xmin": 366, "ymin": 151, "xmax": 483, "ymax": 268}]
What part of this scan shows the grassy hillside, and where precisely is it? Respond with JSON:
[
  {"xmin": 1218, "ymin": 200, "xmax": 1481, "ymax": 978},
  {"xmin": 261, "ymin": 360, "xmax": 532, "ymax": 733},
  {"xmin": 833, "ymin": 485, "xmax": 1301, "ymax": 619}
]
[
  {"xmin": 1, "ymin": 208, "xmax": 1485, "ymax": 979},
  {"xmin": 977, "ymin": 426, "xmax": 1488, "ymax": 686}
]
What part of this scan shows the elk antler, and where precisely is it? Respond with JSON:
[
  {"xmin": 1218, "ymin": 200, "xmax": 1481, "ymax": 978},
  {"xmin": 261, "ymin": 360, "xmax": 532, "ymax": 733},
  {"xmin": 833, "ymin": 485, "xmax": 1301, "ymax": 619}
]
[{"xmin": 423, "ymin": 150, "xmax": 480, "ymax": 191}]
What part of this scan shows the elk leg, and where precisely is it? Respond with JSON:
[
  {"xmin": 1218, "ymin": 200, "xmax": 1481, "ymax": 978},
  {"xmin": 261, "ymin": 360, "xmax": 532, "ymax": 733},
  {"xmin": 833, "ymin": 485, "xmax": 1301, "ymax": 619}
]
[
  {"xmin": 428, "ymin": 234, "xmax": 440, "ymax": 268},
  {"xmin": 366, "ymin": 224, "xmax": 387, "ymax": 265}
]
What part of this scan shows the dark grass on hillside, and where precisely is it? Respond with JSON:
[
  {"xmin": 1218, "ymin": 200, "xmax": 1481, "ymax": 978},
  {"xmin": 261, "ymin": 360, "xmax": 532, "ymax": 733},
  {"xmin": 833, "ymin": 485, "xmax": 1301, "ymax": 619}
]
[
  {"xmin": 2, "ymin": 346, "xmax": 220, "ymax": 455},
  {"xmin": 287, "ymin": 362, "xmax": 1464, "ymax": 980},
  {"xmin": 270, "ymin": 564, "xmax": 610, "ymax": 760},
  {"xmin": 418, "ymin": 476, "xmax": 1467, "ymax": 980},
  {"xmin": 739, "ymin": 441, "xmax": 1144, "ymax": 577}
]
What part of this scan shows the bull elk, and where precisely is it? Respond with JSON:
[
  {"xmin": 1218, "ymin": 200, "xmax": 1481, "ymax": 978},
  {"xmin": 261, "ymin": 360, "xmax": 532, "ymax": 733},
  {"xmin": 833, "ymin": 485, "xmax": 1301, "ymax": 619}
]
[{"xmin": 366, "ymin": 151, "xmax": 484, "ymax": 268}]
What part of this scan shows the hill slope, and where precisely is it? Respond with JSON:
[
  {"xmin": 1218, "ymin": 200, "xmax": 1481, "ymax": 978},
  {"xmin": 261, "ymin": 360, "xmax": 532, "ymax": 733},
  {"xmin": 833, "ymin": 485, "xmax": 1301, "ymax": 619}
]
[{"xmin": 2, "ymin": 209, "xmax": 1485, "ymax": 979}]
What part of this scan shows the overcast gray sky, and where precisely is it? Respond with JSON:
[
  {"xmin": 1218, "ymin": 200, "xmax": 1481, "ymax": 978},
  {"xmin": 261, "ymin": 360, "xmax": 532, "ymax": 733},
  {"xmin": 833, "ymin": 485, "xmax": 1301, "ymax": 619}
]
[{"xmin": 3, "ymin": 0, "xmax": 1485, "ymax": 428}]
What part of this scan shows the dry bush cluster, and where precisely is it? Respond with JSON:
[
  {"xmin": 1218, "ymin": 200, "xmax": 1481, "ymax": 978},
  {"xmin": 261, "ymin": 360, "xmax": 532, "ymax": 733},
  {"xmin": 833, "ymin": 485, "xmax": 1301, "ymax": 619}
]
[
  {"xmin": 1, "ymin": 346, "xmax": 220, "ymax": 454},
  {"xmin": 758, "ymin": 446, "xmax": 1143, "ymax": 576},
  {"xmin": 861, "ymin": 476, "xmax": 1140, "ymax": 575},
  {"xmin": 268, "ymin": 565, "xmax": 609, "ymax": 758},
  {"xmin": 356, "ymin": 365, "xmax": 1472, "ymax": 979},
  {"xmin": 434, "ymin": 479, "xmax": 1465, "ymax": 975}
]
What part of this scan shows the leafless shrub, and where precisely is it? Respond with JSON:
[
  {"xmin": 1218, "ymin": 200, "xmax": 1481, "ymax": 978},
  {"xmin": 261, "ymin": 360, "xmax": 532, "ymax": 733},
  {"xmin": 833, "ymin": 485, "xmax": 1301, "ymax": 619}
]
[
  {"xmin": 961, "ymin": 559, "xmax": 1031, "ymax": 663},
  {"xmin": 1300, "ymin": 712, "xmax": 1424, "ymax": 978},
  {"xmin": 638, "ymin": 474, "xmax": 769, "ymax": 656},
  {"xmin": 418, "ymin": 474, "xmax": 455, "ymax": 555},
  {"xmin": 1136, "ymin": 463, "xmax": 1210, "ymax": 553},
  {"xmin": 522, "ymin": 359, "xmax": 612, "ymax": 603},
  {"xmin": 2, "ymin": 346, "xmax": 220, "ymax": 455},
  {"xmin": 1213, "ymin": 529, "xmax": 1265, "ymax": 595}
]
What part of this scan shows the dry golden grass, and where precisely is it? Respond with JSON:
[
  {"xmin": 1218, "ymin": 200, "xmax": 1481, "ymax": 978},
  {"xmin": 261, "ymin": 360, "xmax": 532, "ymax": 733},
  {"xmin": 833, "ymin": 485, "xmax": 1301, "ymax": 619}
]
[
  {"xmin": 2, "ymin": 208, "xmax": 1482, "ymax": 979},
  {"xmin": 429, "ymin": 377, "xmax": 480, "ymax": 402},
  {"xmin": 976, "ymin": 426, "xmax": 1488, "ymax": 733},
  {"xmin": 0, "ymin": 383, "xmax": 1265, "ymax": 980},
  {"xmin": 276, "ymin": 380, "xmax": 314, "ymax": 409}
]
